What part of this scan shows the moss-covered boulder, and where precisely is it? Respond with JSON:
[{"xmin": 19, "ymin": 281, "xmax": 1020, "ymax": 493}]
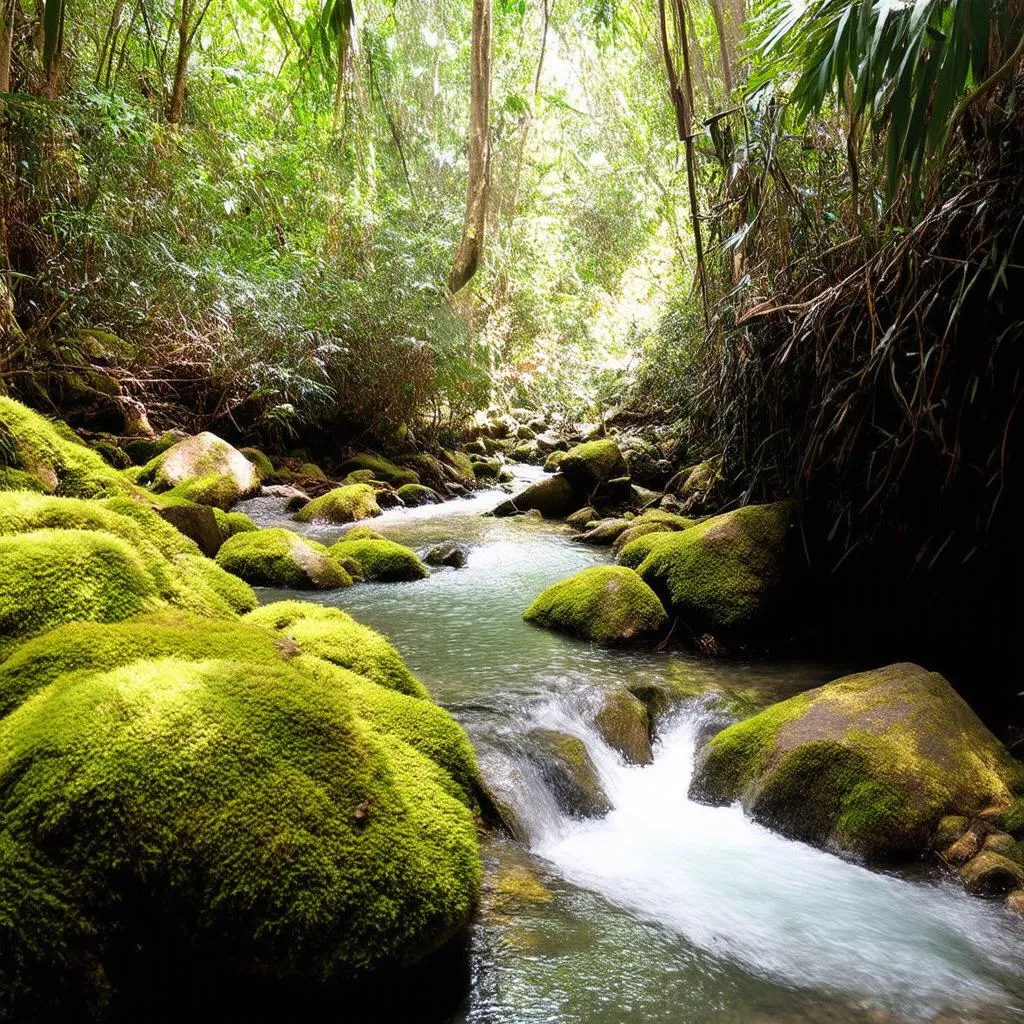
[
  {"xmin": 0, "ymin": 397, "xmax": 137, "ymax": 498},
  {"xmin": 396, "ymin": 483, "xmax": 442, "ymax": 507},
  {"xmin": 329, "ymin": 538, "xmax": 429, "ymax": 582},
  {"xmin": 212, "ymin": 507, "xmax": 258, "ymax": 541},
  {"xmin": 572, "ymin": 518, "xmax": 630, "ymax": 546},
  {"xmin": 132, "ymin": 432, "xmax": 260, "ymax": 510},
  {"xmin": 523, "ymin": 566, "xmax": 667, "ymax": 645},
  {"xmin": 294, "ymin": 484, "xmax": 380, "ymax": 524},
  {"xmin": 216, "ymin": 528, "xmax": 352, "ymax": 590},
  {"xmin": 244, "ymin": 602, "xmax": 427, "ymax": 698},
  {"xmin": 339, "ymin": 453, "xmax": 419, "ymax": 488},
  {"xmin": 566, "ymin": 505, "xmax": 597, "ymax": 530},
  {"xmin": 425, "ymin": 541, "xmax": 469, "ymax": 568},
  {"xmin": 611, "ymin": 520, "xmax": 673, "ymax": 555},
  {"xmin": 629, "ymin": 502, "xmax": 794, "ymax": 638},
  {"xmin": 527, "ymin": 729, "xmax": 610, "ymax": 819},
  {"xmin": 440, "ymin": 450, "xmax": 477, "ymax": 489},
  {"xmin": 471, "ymin": 458, "xmax": 501, "ymax": 481},
  {"xmin": 156, "ymin": 500, "xmax": 223, "ymax": 556},
  {"xmin": 543, "ymin": 450, "xmax": 566, "ymax": 473},
  {"xmin": 492, "ymin": 474, "xmax": 580, "ymax": 518},
  {"xmin": 239, "ymin": 446, "xmax": 274, "ymax": 480},
  {"xmin": 595, "ymin": 689, "xmax": 653, "ymax": 765},
  {"xmin": 558, "ymin": 439, "xmax": 628, "ymax": 493},
  {"xmin": 0, "ymin": 643, "xmax": 480, "ymax": 1015},
  {"xmin": 0, "ymin": 495, "xmax": 253, "ymax": 654},
  {"xmin": 690, "ymin": 662, "xmax": 1024, "ymax": 862}
]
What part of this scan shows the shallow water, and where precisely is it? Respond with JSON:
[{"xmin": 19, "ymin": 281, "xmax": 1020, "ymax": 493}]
[{"xmin": 241, "ymin": 470, "xmax": 1024, "ymax": 1024}]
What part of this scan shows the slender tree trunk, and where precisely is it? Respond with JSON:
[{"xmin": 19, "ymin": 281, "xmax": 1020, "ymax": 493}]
[
  {"xmin": 709, "ymin": 0, "xmax": 733, "ymax": 96},
  {"xmin": 0, "ymin": 0, "xmax": 14, "ymax": 94},
  {"xmin": 448, "ymin": 0, "xmax": 492, "ymax": 295},
  {"xmin": 167, "ymin": 0, "xmax": 191, "ymax": 124},
  {"xmin": 331, "ymin": 20, "xmax": 350, "ymax": 132}
]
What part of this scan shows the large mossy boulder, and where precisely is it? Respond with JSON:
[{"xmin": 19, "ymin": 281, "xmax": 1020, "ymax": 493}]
[
  {"xmin": 690, "ymin": 662, "xmax": 1024, "ymax": 862},
  {"xmin": 294, "ymin": 484, "xmax": 380, "ymax": 524},
  {"xmin": 0, "ymin": 397, "xmax": 137, "ymax": 498},
  {"xmin": 216, "ymin": 527, "xmax": 352, "ymax": 590},
  {"xmin": 558, "ymin": 439, "xmax": 628, "ymax": 493},
  {"xmin": 627, "ymin": 502, "xmax": 794, "ymax": 639},
  {"xmin": 329, "ymin": 538, "xmax": 429, "ymax": 582},
  {"xmin": 523, "ymin": 566, "xmax": 667, "ymax": 645},
  {"xmin": 492, "ymin": 474, "xmax": 580, "ymax": 518},
  {"xmin": 595, "ymin": 689, "xmax": 653, "ymax": 765},
  {"xmin": 0, "ymin": 494, "xmax": 255, "ymax": 658},
  {"xmin": 132, "ymin": 431, "xmax": 260, "ymax": 510},
  {"xmin": 396, "ymin": 483, "xmax": 442, "ymax": 507},
  {"xmin": 0, "ymin": 602, "xmax": 481, "ymax": 1018},
  {"xmin": 339, "ymin": 453, "xmax": 419, "ymax": 488}
]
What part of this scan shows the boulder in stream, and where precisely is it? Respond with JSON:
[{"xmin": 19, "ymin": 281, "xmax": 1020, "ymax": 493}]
[
  {"xmin": 338, "ymin": 452, "xmax": 420, "ymax": 487},
  {"xmin": 523, "ymin": 566, "xmax": 667, "ymax": 645},
  {"xmin": 294, "ymin": 483, "xmax": 381, "ymax": 524},
  {"xmin": 329, "ymin": 537, "xmax": 429, "ymax": 582},
  {"xmin": 425, "ymin": 541, "xmax": 469, "ymax": 568},
  {"xmin": 216, "ymin": 527, "xmax": 353, "ymax": 590},
  {"xmin": 492, "ymin": 474, "xmax": 580, "ymax": 518},
  {"xmin": 528, "ymin": 728, "xmax": 611, "ymax": 818},
  {"xmin": 595, "ymin": 689, "xmax": 653, "ymax": 765},
  {"xmin": 558, "ymin": 439, "xmax": 628, "ymax": 493},
  {"xmin": 690, "ymin": 662, "xmax": 1024, "ymax": 862}
]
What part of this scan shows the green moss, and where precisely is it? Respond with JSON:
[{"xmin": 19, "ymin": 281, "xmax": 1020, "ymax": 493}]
[
  {"xmin": 162, "ymin": 473, "xmax": 243, "ymax": 509},
  {"xmin": 575, "ymin": 518, "xmax": 630, "ymax": 545},
  {"xmin": 295, "ymin": 655, "xmax": 478, "ymax": 804},
  {"xmin": 594, "ymin": 689, "xmax": 652, "ymax": 765},
  {"xmin": 98, "ymin": 495, "xmax": 199, "ymax": 557},
  {"xmin": 343, "ymin": 469, "xmax": 377, "ymax": 484},
  {"xmin": 396, "ymin": 483, "xmax": 441, "ymax": 506},
  {"xmin": 178, "ymin": 553, "xmax": 257, "ymax": 614},
  {"xmin": 339, "ymin": 453, "xmax": 419, "ymax": 487},
  {"xmin": 0, "ymin": 529, "xmax": 163, "ymax": 660},
  {"xmin": 634, "ymin": 502, "xmax": 792, "ymax": 632},
  {"xmin": 329, "ymin": 538, "xmax": 429, "ymax": 582},
  {"xmin": 294, "ymin": 484, "xmax": 381, "ymax": 524},
  {"xmin": 523, "ymin": 566, "xmax": 667, "ymax": 645},
  {"xmin": 299, "ymin": 462, "xmax": 328, "ymax": 480},
  {"xmin": 0, "ymin": 612, "xmax": 281, "ymax": 717},
  {"xmin": 0, "ymin": 397, "xmax": 137, "ymax": 498},
  {"xmin": 1004, "ymin": 797, "xmax": 1024, "ymax": 838},
  {"xmin": 543, "ymin": 450, "xmax": 566, "ymax": 473},
  {"xmin": 239, "ymin": 446, "xmax": 274, "ymax": 479},
  {"xmin": 566, "ymin": 506, "xmax": 597, "ymax": 530},
  {"xmin": 244, "ymin": 601, "xmax": 428, "ymax": 698},
  {"xmin": 345, "ymin": 524, "xmax": 387, "ymax": 541},
  {"xmin": 0, "ymin": 467, "xmax": 49, "ymax": 493},
  {"xmin": 634, "ymin": 509, "xmax": 698, "ymax": 530},
  {"xmin": 212, "ymin": 507, "xmax": 258, "ymax": 541},
  {"xmin": 0, "ymin": 656, "xmax": 480, "ymax": 1014},
  {"xmin": 616, "ymin": 529, "xmax": 677, "ymax": 569},
  {"xmin": 440, "ymin": 450, "xmax": 476, "ymax": 487},
  {"xmin": 90, "ymin": 440, "xmax": 131, "ymax": 469},
  {"xmin": 121, "ymin": 431, "xmax": 179, "ymax": 466},
  {"xmin": 558, "ymin": 439, "xmax": 627, "ymax": 491},
  {"xmin": 215, "ymin": 528, "xmax": 352, "ymax": 590},
  {"xmin": 611, "ymin": 520, "xmax": 673, "ymax": 556},
  {"xmin": 692, "ymin": 663, "xmax": 1024, "ymax": 861}
]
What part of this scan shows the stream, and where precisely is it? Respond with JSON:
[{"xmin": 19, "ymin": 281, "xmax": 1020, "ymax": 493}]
[{"xmin": 238, "ymin": 468, "xmax": 1024, "ymax": 1024}]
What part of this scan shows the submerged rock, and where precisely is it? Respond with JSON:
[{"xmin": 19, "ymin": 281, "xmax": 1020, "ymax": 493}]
[
  {"xmin": 425, "ymin": 542, "xmax": 469, "ymax": 568},
  {"xmin": 294, "ymin": 484, "xmax": 381, "ymax": 524},
  {"xmin": 329, "ymin": 538, "xmax": 429, "ymax": 582},
  {"xmin": 216, "ymin": 527, "xmax": 352, "ymax": 590},
  {"xmin": 690, "ymin": 662, "xmax": 1024, "ymax": 862},
  {"xmin": 527, "ymin": 728, "xmax": 611, "ymax": 819},
  {"xmin": 523, "ymin": 566, "xmax": 667, "ymax": 645},
  {"xmin": 492, "ymin": 475, "xmax": 580, "ymax": 518}
]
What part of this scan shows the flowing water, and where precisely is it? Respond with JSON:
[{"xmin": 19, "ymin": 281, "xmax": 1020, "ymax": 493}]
[{"xmin": 239, "ymin": 469, "xmax": 1024, "ymax": 1024}]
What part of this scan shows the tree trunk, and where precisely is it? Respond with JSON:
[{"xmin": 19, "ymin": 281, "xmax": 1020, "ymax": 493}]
[
  {"xmin": 448, "ymin": 0, "xmax": 492, "ymax": 295},
  {"xmin": 167, "ymin": 0, "xmax": 190, "ymax": 124},
  {"xmin": 331, "ymin": 20, "xmax": 350, "ymax": 132},
  {"xmin": 709, "ymin": 0, "xmax": 733, "ymax": 96},
  {"xmin": 0, "ymin": 0, "xmax": 14, "ymax": 94}
]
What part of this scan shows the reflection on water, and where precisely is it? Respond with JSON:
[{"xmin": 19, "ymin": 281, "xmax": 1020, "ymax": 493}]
[{"xmin": 242, "ymin": 470, "xmax": 1024, "ymax": 1024}]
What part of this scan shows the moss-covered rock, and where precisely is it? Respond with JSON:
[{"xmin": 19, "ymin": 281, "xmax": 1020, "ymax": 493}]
[
  {"xmin": 558, "ymin": 439, "xmax": 628, "ymax": 493},
  {"xmin": 959, "ymin": 852, "xmax": 1024, "ymax": 895},
  {"xmin": 566, "ymin": 505, "xmax": 597, "ymax": 530},
  {"xmin": 294, "ymin": 484, "xmax": 381, "ymax": 524},
  {"xmin": 690, "ymin": 662, "xmax": 1024, "ymax": 861},
  {"xmin": 440, "ymin": 450, "xmax": 477, "ymax": 489},
  {"xmin": 180, "ymin": 553, "xmax": 258, "ymax": 614},
  {"xmin": 329, "ymin": 538, "xmax": 429, "ymax": 582},
  {"xmin": 523, "ymin": 566, "xmax": 667, "ymax": 645},
  {"xmin": 492, "ymin": 474, "xmax": 580, "ymax": 518},
  {"xmin": 339, "ymin": 453, "xmax": 419, "ymax": 488},
  {"xmin": 216, "ymin": 528, "xmax": 352, "ymax": 590},
  {"xmin": 595, "ymin": 689, "xmax": 653, "ymax": 765},
  {"xmin": 0, "ymin": 654, "xmax": 480, "ymax": 1016},
  {"xmin": 572, "ymin": 518, "xmax": 630, "ymax": 546},
  {"xmin": 0, "ymin": 398, "xmax": 137, "ymax": 498},
  {"xmin": 527, "ymin": 729, "xmax": 610, "ymax": 819},
  {"xmin": 396, "ymin": 483, "xmax": 442, "ymax": 507},
  {"xmin": 543, "ymin": 450, "xmax": 566, "ymax": 473},
  {"xmin": 155, "ymin": 500, "xmax": 223, "ymax": 556},
  {"xmin": 344, "ymin": 524, "xmax": 388, "ymax": 541},
  {"xmin": 212, "ymin": 507, "xmax": 258, "ymax": 542},
  {"xmin": 239, "ymin": 446, "xmax": 274, "ymax": 479},
  {"xmin": 425, "ymin": 541, "xmax": 469, "ymax": 568},
  {"xmin": 243, "ymin": 602, "xmax": 428, "ymax": 698},
  {"xmin": 610, "ymin": 520, "xmax": 673, "ymax": 555},
  {"xmin": 631, "ymin": 502, "xmax": 794, "ymax": 637},
  {"xmin": 471, "ymin": 458, "xmax": 501, "ymax": 481}
]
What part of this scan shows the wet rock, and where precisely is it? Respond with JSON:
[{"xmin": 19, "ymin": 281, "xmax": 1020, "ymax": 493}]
[
  {"xmin": 690, "ymin": 662, "xmax": 1024, "ymax": 862},
  {"xmin": 932, "ymin": 815, "xmax": 970, "ymax": 851},
  {"xmin": 425, "ymin": 542, "xmax": 469, "ymax": 568},
  {"xmin": 572, "ymin": 518, "xmax": 630, "ymax": 546},
  {"xmin": 543, "ymin": 450, "xmax": 565, "ymax": 473},
  {"xmin": 595, "ymin": 689, "xmax": 653, "ymax": 765},
  {"xmin": 492, "ymin": 475, "xmax": 580, "ymax": 519},
  {"xmin": 960, "ymin": 852, "xmax": 1024, "ymax": 895},
  {"xmin": 338, "ymin": 453, "xmax": 419, "ymax": 487},
  {"xmin": 943, "ymin": 830, "xmax": 983, "ymax": 866},
  {"xmin": 566, "ymin": 506, "xmax": 597, "ymax": 530},
  {"xmin": 528, "ymin": 729, "xmax": 611, "ymax": 819},
  {"xmin": 1006, "ymin": 890, "xmax": 1024, "ymax": 916},
  {"xmin": 523, "ymin": 566, "xmax": 667, "ymax": 645},
  {"xmin": 982, "ymin": 831, "xmax": 1024, "ymax": 865},
  {"xmin": 534, "ymin": 431, "xmax": 569, "ymax": 455},
  {"xmin": 396, "ymin": 483, "xmax": 442, "ymax": 507}
]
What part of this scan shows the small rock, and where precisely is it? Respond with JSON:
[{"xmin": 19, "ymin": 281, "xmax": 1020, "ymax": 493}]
[
  {"xmin": 943, "ymin": 830, "xmax": 983, "ymax": 866},
  {"xmin": 1006, "ymin": 889, "xmax": 1024, "ymax": 916},
  {"xmin": 982, "ymin": 831, "xmax": 1024, "ymax": 865},
  {"xmin": 595, "ymin": 689, "xmax": 653, "ymax": 765},
  {"xmin": 425, "ymin": 542, "xmax": 469, "ymax": 568},
  {"xmin": 528, "ymin": 729, "xmax": 611, "ymax": 819},
  {"xmin": 156, "ymin": 503, "xmax": 222, "ymax": 558},
  {"xmin": 960, "ymin": 851, "xmax": 1024, "ymax": 895}
]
